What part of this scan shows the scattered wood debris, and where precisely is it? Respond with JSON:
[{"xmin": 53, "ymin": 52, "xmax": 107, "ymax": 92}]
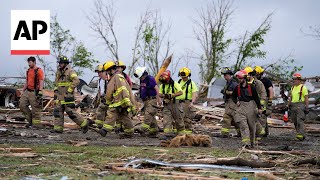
[
  {"xmin": 0, "ymin": 152, "xmax": 38, "ymax": 158},
  {"xmin": 0, "ymin": 148, "xmax": 32, "ymax": 153}
]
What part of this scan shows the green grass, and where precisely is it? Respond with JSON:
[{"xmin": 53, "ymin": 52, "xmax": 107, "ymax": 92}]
[{"xmin": 0, "ymin": 143, "xmax": 254, "ymax": 179}]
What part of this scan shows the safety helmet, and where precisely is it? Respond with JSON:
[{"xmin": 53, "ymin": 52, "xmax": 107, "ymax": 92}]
[
  {"xmin": 254, "ymin": 66, "xmax": 264, "ymax": 74},
  {"xmin": 159, "ymin": 70, "xmax": 171, "ymax": 83},
  {"xmin": 116, "ymin": 60, "xmax": 126, "ymax": 70},
  {"xmin": 57, "ymin": 55, "xmax": 71, "ymax": 64},
  {"xmin": 178, "ymin": 67, "xmax": 191, "ymax": 77},
  {"xmin": 293, "ymin": 73, "xmax": 302, "ymax": 80},
  {"xmin": 95, "ymin": 64, "xmax": 103, "ymax": 72},
  {"xmin": 103, "ymin": 61, "xmax": 116, "ymax": 71},
  {"xmin": 221, "ymin": 67, "xmax": 234, "ymax": 75},
  {"xmin": 134, "ymin": 67, "xmax": 147, "ymax": 78},
  {"xmin": 244, "ymin": 66, "xmax": 253, "ymax": 74},
  {"xmin": 235, "ymin": 70, "xmax": 248, "ymax": 79}
]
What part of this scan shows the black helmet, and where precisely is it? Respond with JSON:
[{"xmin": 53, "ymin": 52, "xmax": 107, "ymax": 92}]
[
  {"xmin": 57, "ymin": 55, "xmax": 71, "ymax": 64},
  {"xmin": 221, "ymin": 67, "xmax": 234, "ymax": 75}
]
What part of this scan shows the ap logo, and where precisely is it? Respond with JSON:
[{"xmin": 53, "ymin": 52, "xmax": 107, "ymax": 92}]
[{"xmin": 11, "ymin": 10, "xmax": 50, "ymax": 55}]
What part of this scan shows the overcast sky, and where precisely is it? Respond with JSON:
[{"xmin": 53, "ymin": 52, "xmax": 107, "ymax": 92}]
[{"xmin": 1, "ymin": 0, "xmax": 319, "ymax": 83}]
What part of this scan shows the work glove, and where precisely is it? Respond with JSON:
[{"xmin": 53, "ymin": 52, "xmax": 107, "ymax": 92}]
[
  {"xmin": 36, "ymin": 90, "xmax": 43, "ymax": 99},
  {"xmin": 304, "ymin": 109, "xmax": 309, "ymax": 115},
  {"xmin": 164, "ymin": 94, "xmax": 172, "ymax": 100},
  {"xmin": 67, "ymin": 87, "xmax": 74, "ymax": 94},
  {"xmin": 64, "ymin": 92, "xmax": 75, "ymax": 108}
]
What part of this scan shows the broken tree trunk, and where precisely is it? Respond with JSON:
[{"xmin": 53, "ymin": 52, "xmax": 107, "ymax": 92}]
[
  {"xmin": 173, "ymin": 157, "xmax": 275, "ymax": 168},
  {"xmin": 154, "ymin": 54, "xmax": 172, "ymax": 83}
]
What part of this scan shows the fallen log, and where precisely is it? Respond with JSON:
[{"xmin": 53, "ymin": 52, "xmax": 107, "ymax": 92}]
[
  {"xmin": 176, "ymin": 157, "xmax": 275, "ymax": 168},
  {"xmin": 293, "ymin": 157, "xmax": 320, "ymax": 166},
  {"xmin": 0, "ymin": 148, "xmax": 32, "ymax": 153},
  {"xmin": 309, "ymin": 171, "xmax": 320, "ymax": 176}
]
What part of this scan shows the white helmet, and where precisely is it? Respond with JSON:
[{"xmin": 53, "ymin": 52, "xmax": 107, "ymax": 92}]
[{"xmin": 134, "ymin": 67, "xmax": 147, "ymax": 78}]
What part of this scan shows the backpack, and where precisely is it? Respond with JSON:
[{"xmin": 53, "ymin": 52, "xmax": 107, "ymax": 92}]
[{"xmin": 178, "ymin": 79, "xmax": 193, "ymax": 100}]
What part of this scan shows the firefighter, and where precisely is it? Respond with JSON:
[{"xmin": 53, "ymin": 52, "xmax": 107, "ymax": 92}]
[
  {"xmin": 94, "ymin": 64, "xmax": 108, "ymax": 128},
  {"xmin": 244, "ymin": 66, "xmax": 268, "ymax": 138},
  {"xmin": 158, "ymin": 70, "xmax": 186, "ymax": 140},
  {"xmin": 219, "ymin": 67, "xmax": 239, "ymax": 137},
  {"xmin": 51, "ymin": 55, "xmax": 91, "ymax": 133},
  {"xmin": 288, "ymin": 73, "xmax": 309, "ymax": 141},
  {"xmin": 254, "ymin": 66, "xmax": 274, "ymax": 137},
  {"xmin": 116, "ymin": 60, "xmax": 132, "ymax": 88},
  {"xmin": 134, "ymin": 67, "xmax": 161, "ymax": 137},
  {"xmin": 98, "ymin": 61, "xmax": 136, "ymax": 138},
  {"xmin": 233, "ymin": 70, "xmax": 262, "ymax": 148},
  {"xmin": 176, "ymin": 67, "xmax": 198, "ymax": 134},
  {"xmin": 19, "ymin": 56, "xmax": 45, "ymax": 128}
]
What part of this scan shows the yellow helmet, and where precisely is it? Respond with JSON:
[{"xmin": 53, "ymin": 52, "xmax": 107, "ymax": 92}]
[
  {"xmin": 117, "ymin": 60, "xmax": 126, "ymax": 70},
  {"xmin": 178, "ymin": 67, "xmax": 191, "ymax": 77},
  {"xmin": 244, "ymin": 66, "xmax": 253, "ymax": 74},
  {"xmin": 254, "ymin": 66, "xmax": 264, "ymax": 74},
  {"xmin": 103, "ymin": 61, "xmax": 116, "ymax": 71},
  {"xmin": 95, "ymin": 64, "xmax": 103, "ymax": 72}
]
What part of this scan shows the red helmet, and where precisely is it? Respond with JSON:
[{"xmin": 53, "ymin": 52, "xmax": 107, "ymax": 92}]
[
  {"xmin": 235, "ymin": 70, "xmax": 248, "ymax": 79},
  {"xmin": 293, "ymin": 73, "xmax": 302, "ymax": 80},
  {"xmin": 159, "ymin": 70, "xmax": 171, "ymax": 83}
]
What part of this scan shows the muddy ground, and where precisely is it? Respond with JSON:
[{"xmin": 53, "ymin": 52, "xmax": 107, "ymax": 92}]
[{"xmin": 1, "ymin": 114, "xmax": 319, "ymax": 153}]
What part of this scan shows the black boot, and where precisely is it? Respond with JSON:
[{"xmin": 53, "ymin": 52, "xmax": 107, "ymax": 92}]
[
  {"xmin": 50, "ymin": 129, "xmax": 63, "ymax": 133},
  {"xmin": 98, "ymin": 128, "xmax": 108, "ymax": 137}
]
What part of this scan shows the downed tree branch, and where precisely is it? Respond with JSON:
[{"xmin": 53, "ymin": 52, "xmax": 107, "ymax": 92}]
[
  {"xmin": 293, "ymin": 157, "xmax": 320, "ymax": 166},
  {"xmin": 309, "ymin": 171, "xmax": 320, "ymax": 176},
  {"xmin": 176, "ymin": 157, "xmax": 275, "ymax": 168},
  {"xmin": 112, "ymin": 166, "xmax": 228, "ymax": 180},
  {"xmin": 243, "ymin": 149, "xmax": 315, "ymax": 156}
]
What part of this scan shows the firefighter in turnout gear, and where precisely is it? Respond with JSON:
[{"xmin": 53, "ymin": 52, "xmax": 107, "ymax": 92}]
[
  {"xmin": 176, "ymin": 67, "xmax": 198, "ymax": 134},
  {"xmin": 288, "ymin": 73, "xmax": 309, "ymax": 141},
  {"xmin": 233, "ymin": 70, "xmax": 262, "ymax": 148},
  {"xmin": 255, "ymin": 66, "xmax": 274, "ymax": 137},
  {"xmin": 219, "ymin": 67, "xmax": 239, "ymax": 137},
  {"xmin": 19, "ymin": 56, "xmax": 45, "ymax": 128},
  {"xmin": 244, "ymin": 66, "xmax": 268, "ymax": 139},
  {"xmin": 116, "ymin": 60, "xmax": 133, "ymax": 88},
  {"xmin": 134, "ymin": 67, "xmax": 161, "ymax": 137},
  {"xmin": 98, "ymin": 61, "xmax": 136, "ymax": 138},
  {"xmin": 159, "ymin": 70, "xmax": 186, "ymax": 140},
  {"xmin": 94, "ymin": 64, "xmax": 108, "ymax": 128},
  {"xmin": 51, "ymin": 55, "xmax": 91, "ymax": 133}
]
